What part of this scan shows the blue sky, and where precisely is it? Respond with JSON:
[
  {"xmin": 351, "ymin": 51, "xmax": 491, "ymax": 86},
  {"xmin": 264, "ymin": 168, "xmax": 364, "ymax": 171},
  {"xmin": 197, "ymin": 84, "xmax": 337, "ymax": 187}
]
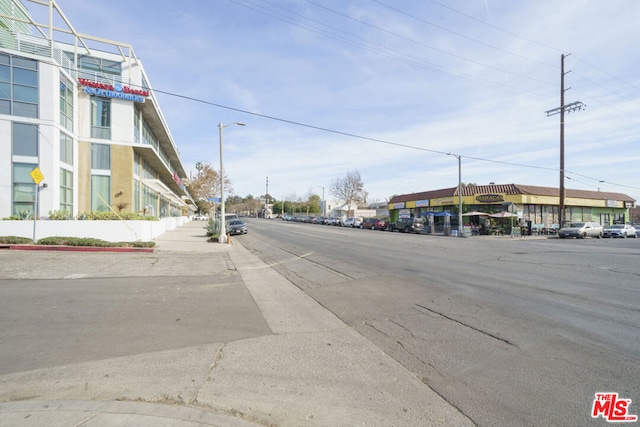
[{"xmin": 31, "ymin": 1, "xmax": 640, "ymax": 203}]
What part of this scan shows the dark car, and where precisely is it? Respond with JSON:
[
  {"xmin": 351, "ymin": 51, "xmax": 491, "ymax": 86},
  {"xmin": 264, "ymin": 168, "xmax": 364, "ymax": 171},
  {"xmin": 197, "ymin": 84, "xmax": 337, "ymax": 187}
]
[
  {"xmin": 228, "ymin": 219, "xmax": 247, "ymax": 235},
  {"xmin": 388, "ymin": 217, "xmax": 425, "ymax": 233},
  {"xmin": 361, "ymin": 218, "xmax": 387, "ymax": 230}
]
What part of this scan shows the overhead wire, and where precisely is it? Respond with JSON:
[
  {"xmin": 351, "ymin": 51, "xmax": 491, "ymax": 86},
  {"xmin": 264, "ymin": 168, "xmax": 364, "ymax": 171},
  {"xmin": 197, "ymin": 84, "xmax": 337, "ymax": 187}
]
[{"xmin": 150, "ymin": 85, "xmax": 640, "ymax": 192}]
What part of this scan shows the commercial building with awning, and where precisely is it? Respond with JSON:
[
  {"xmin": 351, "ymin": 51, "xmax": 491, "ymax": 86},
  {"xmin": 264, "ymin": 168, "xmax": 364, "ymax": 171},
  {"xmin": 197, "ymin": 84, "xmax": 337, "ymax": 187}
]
[{"xmin": 388, "ymin": 184, "xmax": 636, "ymax": 232}]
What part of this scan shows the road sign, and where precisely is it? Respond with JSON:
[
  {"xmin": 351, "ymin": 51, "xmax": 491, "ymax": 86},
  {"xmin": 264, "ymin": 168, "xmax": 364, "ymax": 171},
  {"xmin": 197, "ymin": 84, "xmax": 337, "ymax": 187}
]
[
  {"xmin": 30, "ymin": 167, "xmax": 44, "ymax": 185},
  {"xmin": 208, "ymin": 197, "xmax": 221, "ymax": 203}
]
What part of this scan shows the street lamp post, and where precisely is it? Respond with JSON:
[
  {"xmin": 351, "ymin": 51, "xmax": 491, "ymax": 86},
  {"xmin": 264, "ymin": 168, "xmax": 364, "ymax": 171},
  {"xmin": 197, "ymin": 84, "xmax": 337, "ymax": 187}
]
[
  {"xmin": 218, "ymin": 121, "xmax": 245, "ymax": 243},
  {"xmin": 448, "ymin": 153, "xmax": 463, "ymax": 237}
]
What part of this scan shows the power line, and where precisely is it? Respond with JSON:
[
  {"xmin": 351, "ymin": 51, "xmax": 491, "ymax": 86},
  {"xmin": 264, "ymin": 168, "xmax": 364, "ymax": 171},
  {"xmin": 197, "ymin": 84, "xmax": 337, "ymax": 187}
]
[{"xmin": 150, "ymin": 85, "xmax": 640, "ymax": 192}]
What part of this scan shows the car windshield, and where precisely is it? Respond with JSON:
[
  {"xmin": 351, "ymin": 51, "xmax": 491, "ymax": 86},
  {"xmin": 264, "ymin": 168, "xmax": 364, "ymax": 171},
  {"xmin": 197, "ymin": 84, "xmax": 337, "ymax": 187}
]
[
  {"xmin": 608, "ymin": 225, "xmax": 623, "ymax": 229},
  {"xmin": 569, "ymin": 223, "xmax": 585, "ymax": 227},
  {"xmin": 229, "ymin": 220, "xmax": 242, "ymax": 225}
]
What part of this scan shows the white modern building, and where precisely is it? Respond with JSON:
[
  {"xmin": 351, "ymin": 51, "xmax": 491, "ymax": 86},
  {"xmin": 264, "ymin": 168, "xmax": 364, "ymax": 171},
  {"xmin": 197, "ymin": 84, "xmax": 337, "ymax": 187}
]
[{"xmin": 0, "ymin": 0, "xmax": 194, "ymax": 221}]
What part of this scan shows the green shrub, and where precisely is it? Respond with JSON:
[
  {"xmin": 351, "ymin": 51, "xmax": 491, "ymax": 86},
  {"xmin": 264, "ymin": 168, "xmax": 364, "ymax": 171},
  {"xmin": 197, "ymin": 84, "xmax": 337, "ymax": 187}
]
[
  {"xmin": 48, "ymin": 210, "xmax": 74, "ymax": 220},
  {"xmin": 76, "ymin": 211, "xmax": 158, "ymax": 221},
  {"xmin": 35, "ymin": 236, "xmax": 155, "ymax": 248},
  {"xmin": 0, "ymin": 236, "xmax": 33, "ymax": 244},
  {"xmin": 3, "ymin": 211, "xmax": 34, "ymax": 220}
]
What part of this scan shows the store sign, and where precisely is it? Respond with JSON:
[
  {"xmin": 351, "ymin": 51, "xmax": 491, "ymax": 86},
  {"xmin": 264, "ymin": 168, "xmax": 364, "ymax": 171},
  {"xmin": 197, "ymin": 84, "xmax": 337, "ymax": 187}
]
[
  {"xmin": 393, "ymin": 202, "xmax": 405, "ymax": 209},
  {"xmin": 476, "ymin": 194, "xmax": 504, "ymax": 203},
  {"xmin": 78, "ymin": 78, "xmax": 148, "ymax": 103},
  {"xmin": 416, "ymin": 199, "xmax": 430, "ymax": 207}
]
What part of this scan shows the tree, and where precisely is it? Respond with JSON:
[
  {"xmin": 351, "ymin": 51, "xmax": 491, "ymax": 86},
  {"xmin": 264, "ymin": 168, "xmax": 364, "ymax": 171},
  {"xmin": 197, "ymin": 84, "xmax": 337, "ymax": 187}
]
[
  {"xmin": 330, "ymin": 170, "xmax": 367, "ymax": 217},
  {"xmin": 185, "ymin": 162, "xmax": 233, "ymax": 215}
]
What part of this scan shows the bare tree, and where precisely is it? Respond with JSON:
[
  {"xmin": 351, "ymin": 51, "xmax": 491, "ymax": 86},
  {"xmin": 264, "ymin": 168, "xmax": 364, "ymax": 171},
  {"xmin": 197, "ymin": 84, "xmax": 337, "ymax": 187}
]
[
  {"xmin": 330, "ymin": 170, "xmax": 367, "ymax": 217},
  {"xmin": 185, "ymin": 162, "xmax": 233, "ymax": 215}
]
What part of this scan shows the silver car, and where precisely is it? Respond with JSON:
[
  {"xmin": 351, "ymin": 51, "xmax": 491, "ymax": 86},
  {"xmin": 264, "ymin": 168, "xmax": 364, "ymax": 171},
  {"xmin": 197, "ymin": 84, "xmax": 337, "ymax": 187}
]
[
  {"xmin": 558, "ymin": 222, "xmax": 603, "ymax": 239},
  {"xmin": 603, "ymin": 224, "xmax": 637, "ymax": 238}
]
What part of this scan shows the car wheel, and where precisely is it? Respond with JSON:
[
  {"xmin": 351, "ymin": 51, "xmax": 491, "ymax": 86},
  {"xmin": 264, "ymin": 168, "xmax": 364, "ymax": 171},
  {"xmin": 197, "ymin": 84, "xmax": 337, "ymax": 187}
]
[
  {"xmin": 581, "ymin": 232, "xmax": 587, "ymax": 239},
  {"xmin": 623, "ymin": 233, "xmax": 627, "ymax": 238}
]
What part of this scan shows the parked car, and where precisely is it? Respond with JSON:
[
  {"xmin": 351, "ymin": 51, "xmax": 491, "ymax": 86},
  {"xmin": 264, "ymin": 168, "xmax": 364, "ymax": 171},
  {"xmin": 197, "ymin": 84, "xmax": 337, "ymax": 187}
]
[
  {"xmin": 558, "ymin": 222, "xmax": 603, "ymax": 239},
  {"xmin": 361, "ymin": 218, "xmax": 387, "ymax": 230},
  {"xmin": 227, "ymin": 219, "xmax": 248, "ymax": 235},
  {"xmin": 388, "ymin": 217, "xmax": 425, "ymax": 233},
  {"xmin": 603, "ymin": 224, "xmax": 637, "ymax": 238},
  {"xmin": 342, "ymin": 217, "xmax": 363, "ymax": 228},
  {"xmin": 194, "ymin": 215, "xmax": 208, "ymax": 221}
]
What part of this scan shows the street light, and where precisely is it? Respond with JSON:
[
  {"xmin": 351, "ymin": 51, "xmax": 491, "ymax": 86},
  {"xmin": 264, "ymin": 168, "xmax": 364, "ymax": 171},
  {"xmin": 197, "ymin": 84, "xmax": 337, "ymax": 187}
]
[
  {"xmin": 448, "ymin": 153, "xmax": 463, "ymax": 237},
  {"xmin": 218, "ymin": 121, "xmax": 245, "ymax": 243}
]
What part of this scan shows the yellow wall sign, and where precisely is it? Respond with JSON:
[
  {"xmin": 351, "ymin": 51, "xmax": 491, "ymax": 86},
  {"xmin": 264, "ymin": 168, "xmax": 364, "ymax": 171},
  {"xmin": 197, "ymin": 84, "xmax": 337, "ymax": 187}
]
[{"xmin": 30, "ymin": 167, "xmax": 44, "ymax": 185}]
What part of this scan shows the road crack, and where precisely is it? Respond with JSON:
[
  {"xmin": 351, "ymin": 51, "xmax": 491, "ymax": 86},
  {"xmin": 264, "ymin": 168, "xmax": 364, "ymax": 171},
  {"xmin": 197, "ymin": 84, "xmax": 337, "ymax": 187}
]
[{"xmin": 414, "ymin": 304, "xmax": 519, "ymax": 348}]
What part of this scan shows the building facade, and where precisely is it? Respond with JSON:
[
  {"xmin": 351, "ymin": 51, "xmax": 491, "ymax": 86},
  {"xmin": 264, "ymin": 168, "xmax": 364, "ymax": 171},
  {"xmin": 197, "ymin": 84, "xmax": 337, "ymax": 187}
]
[
  {"xmin": 388, "ymin": 184, "xmax": 636, "ymax": 233},
  {"xmin": 0, "ymin": 0, "xmax": 193, "ymax": 220}
]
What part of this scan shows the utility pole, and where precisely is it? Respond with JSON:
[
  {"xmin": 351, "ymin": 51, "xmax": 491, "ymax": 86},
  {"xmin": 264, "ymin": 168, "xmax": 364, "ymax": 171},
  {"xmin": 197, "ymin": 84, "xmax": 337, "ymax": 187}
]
[
  {"xmin": 265, "ymin": 176, "xmax": 269, "ymax": 218},
  {"xmin": 545, "ymin": 53, "xmax": 585, "ymax": 228}
]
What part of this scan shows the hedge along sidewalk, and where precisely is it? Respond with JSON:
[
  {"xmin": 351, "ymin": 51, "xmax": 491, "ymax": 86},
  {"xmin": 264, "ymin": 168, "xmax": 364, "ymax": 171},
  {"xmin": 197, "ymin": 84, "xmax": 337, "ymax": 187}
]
[{"xmin": 0, "ymin": 236, "xmax": 155, "ymax": 253}]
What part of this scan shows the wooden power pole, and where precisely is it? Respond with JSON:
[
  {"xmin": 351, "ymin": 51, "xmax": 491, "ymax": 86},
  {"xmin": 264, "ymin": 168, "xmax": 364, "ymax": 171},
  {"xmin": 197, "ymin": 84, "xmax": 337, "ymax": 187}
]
[{"xmin": 545, "ymin": 54, "xmax": 585, "ymax": 228}]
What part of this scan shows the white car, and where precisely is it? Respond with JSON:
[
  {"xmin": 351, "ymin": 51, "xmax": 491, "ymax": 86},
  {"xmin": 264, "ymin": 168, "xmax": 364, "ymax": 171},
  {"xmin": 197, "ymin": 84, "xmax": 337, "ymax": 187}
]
[
  {"xmin": 342, "ymin": 217, "xmax": 363, "ymax": 228},
  {"xmin": 603, "ymin": 224, "xmax": 637, "ymax": 238},
  {"xmin": 558, "ymin": 222, "xmax": 603, "ymax": 239}
]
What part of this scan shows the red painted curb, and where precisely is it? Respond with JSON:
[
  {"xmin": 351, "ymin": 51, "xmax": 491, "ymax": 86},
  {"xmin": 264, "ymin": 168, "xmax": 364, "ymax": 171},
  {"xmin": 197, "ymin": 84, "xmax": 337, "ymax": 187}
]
[{"xmin": 4, "ymin": 245, "xmax": 155, "ymax": 253}]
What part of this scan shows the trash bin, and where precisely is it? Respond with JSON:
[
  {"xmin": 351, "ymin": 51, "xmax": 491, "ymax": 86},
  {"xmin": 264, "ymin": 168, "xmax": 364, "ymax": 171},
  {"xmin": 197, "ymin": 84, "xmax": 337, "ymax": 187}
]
[{"xmin": 451, "ymin": 230, "xmax": 458, "ymax": 237}]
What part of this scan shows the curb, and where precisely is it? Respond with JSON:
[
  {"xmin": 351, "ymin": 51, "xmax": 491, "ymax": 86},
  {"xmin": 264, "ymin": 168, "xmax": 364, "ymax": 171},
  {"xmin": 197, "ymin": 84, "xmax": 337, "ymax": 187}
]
[{"xmin": 1, "ymin": 244, "xmax": 155, "ymax": 253}]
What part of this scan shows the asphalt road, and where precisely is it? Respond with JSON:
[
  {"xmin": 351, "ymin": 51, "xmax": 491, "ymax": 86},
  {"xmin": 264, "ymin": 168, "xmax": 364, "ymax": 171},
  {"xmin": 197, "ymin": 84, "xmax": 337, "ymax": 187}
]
[{"xmin": 239, "ymin": 218, "xmax": 640, "ymax": 427}]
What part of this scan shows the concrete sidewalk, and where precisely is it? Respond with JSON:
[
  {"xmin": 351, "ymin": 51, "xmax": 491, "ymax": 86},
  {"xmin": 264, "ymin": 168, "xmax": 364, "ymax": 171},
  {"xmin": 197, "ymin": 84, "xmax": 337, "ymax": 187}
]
[{"xmin": 0, "ymin": 220, "xmax": 473, "ymax": 426}]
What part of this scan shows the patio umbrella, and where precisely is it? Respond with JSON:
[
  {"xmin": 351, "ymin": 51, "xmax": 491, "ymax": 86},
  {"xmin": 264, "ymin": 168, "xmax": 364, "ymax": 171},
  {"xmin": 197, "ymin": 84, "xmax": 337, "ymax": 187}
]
[
  {"xmin": 489, "ymin": 211, "xmax": 517, "ymax": 218},
  {"xmin": 462, "ymin": 211, "xmax": 489, "ymax": 216}
]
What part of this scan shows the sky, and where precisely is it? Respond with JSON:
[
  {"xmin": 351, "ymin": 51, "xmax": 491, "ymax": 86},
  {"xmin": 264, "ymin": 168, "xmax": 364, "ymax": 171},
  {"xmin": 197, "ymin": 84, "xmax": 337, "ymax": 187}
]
[{"xmin": 25, "ymin": 0, "xmax": 640, "ymax": 203}]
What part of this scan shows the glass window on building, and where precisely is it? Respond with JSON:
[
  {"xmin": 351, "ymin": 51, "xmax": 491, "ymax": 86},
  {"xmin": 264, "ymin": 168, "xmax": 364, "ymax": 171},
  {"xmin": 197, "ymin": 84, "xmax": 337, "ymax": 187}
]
[
  {"xmin": 91, "ymin": 143, "xmax": 110, "ymax": 170},
  {"xmin": 13, "ymin": 162, "xmax": 37, "ymax": 217},
  {"xmin": 134, "ymin": 179, "xmax": 140, "ymax": 214},
  {"xmin": 91, "ymin": 175, "xmax": 110, "ymax": 211},
  {"xmin": 160, "ymin": 196, "xmax": 169, "ymax": 218},
  {"xmin": 90, "ymin": 96, "xmax": 111, "ymax": 139},
  {"xmin": 13, "ymin": 122, "xmax": 38, "ymax": 157},
  {"xmin": 134, "ymin": 106, "xmax": 141, "ymax": 144},
  {"xmin": 60, "ymin": 131, "xmax": 73, "ymax": 165},
  {"xmin": 142, "ymin": 184, "xmax": 158, "ymax": 216},
  {"xmin": 60, "ymin": 77, "xmax": 73, "ymax": 131},
  {"xmin": 90, "ymin": 143, "xmax": 110, "ymax": 211},
  {"xmin": 0, "ymin": 54, "xmax": 39, "ymax": 118},
  {"xmin": 0, "ymin": 54, "xmax": 10, "ymax": 115},
  {"xmin": 612, "ymin": 213, "xmax": 625, "ymax": 225},
  {"xmin": 77, "ymin": 55, "xmax": 121, "ymax": 77},
  {"xmin": 59, "ymin": 168, "xmax": 73, "ymax": 213}
]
